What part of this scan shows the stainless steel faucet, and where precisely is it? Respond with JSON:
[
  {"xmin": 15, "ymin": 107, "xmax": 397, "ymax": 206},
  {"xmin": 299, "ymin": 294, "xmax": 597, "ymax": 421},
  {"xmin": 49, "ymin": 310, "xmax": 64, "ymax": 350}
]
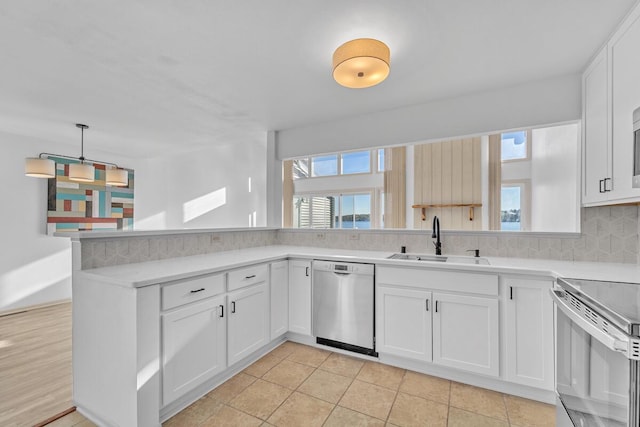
[{"xmin": 432, "ymin": 216, "xmax": 442, "ymax": 255}]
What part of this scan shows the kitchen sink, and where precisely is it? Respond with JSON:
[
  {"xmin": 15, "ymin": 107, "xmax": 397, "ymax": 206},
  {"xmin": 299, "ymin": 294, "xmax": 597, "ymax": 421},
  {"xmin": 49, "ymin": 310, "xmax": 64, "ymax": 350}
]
[{"xmin": 387, "ymin": 253, "xmax": 490, "ymax": 265}]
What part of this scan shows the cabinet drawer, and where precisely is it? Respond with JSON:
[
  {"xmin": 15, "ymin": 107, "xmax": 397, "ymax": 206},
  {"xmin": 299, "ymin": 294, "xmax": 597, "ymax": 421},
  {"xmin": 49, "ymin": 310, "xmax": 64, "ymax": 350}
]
[
  {"xmin": 162, "ymin": 273, "xmax": 226, "ymax": 311},
  {"xmin": 228, "ymin": 263, "xmax": 268, "ymax": 291},
  {"xmin": 377, "ymin": 266, "xmax": 498, "ymax": 296}
]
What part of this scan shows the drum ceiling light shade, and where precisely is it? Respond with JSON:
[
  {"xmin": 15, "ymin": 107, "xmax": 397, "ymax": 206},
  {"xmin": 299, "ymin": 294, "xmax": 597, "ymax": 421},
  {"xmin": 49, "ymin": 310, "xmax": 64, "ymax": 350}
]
[
  {"xmin": 68, "ymin": 162, "xmax": 95, "ymax": 182},
  {"xmin": 333, "ymin": 38, "xmax": 390, "ymax": 88},
  {"xmin": 25, "ymin": 157, "xmax": 56, "ymax": 178},
  {"xmin": 106, "ymin": 167, "xmax": 129, "ymax": 187}
]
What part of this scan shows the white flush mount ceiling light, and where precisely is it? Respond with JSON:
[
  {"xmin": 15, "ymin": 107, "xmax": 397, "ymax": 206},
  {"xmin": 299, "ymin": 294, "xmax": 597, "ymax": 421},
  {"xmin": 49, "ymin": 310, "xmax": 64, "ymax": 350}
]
[
  {"xmin": 333, "ymin": 38, "xmax": 390, "ymax": 88},
  {"xmin": 24, "ymin": 123, "xmax": 129, "ymax": 186}
]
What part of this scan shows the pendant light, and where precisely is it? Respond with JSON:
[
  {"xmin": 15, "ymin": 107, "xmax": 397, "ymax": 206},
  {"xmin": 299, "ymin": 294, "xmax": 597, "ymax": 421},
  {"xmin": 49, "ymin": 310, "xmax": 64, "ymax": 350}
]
[
  {"xmin": 333, "ymin": 38, "xmax": 390, "ymax": 88},
  {"xmin": 68, "ymin": 124, "xmax": 95, "ymax": 182},
  {"xmin": 24, "ymin": 123, "xmax": 129, "ymax": 186}
]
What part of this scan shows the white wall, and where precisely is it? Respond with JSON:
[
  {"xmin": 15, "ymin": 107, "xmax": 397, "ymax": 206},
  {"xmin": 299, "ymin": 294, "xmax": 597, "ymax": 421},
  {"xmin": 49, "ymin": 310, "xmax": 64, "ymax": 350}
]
[
  {"xmin": 531, "ymin": 124, "xmax": 580, "ymax": 232},
  {"xmin": 0, "ymin": 132, "xmax": 138, "ymax": 312},
  {"xmin": 135, "ymin": 136, "xmax": 267, "ymax": 230},
  {"xmin": 276, "ymin": 73, "xmax": 581, "ymax": 159}
]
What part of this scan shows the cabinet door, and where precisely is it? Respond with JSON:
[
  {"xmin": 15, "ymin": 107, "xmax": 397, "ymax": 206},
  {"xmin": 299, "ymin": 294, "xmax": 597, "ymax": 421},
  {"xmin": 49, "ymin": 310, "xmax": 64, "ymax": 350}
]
[
  {"xmin": 610, "ymin": 7, "xmax": 640, "ymax": 201},
  {"xmin": 228, "ymin": 283, "xmax": 269, "ymax": 365},
  {"xmin": 432, "ymin": 292, "xmax": 499, "ymax": 377},
  {"xmin": 504, "ymin": 277, "xmax": 554, "ymax": 390},
  {"xmin": 376, "ymin": 286, "xmax": 432, "ymax": 361},
  {"xmin": 270, "ymin": 260, "xmax": 289, "ymax": 340},
  {"xmin": 582, "ymin": 47, "xmax": 611, "ymax": 204},
  {"xmin": 288, "ymin": 260, "xmax": 311, "ymax": 336},
  {"xmin": 162, "ymin": 295, "xmax": 226, "ymax": 405}
]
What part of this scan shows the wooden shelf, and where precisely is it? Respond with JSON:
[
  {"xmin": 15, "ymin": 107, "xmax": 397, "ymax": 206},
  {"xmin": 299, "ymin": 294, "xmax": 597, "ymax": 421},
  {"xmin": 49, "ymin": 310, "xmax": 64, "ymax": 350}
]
[{"xmin": 412, "ymin": 204, "xmax": 482, "ymax": 221}]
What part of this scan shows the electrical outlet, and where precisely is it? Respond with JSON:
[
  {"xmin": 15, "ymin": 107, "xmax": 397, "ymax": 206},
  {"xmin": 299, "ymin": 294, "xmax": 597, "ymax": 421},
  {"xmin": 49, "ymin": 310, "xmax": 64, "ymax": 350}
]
[
  {"xmin": 349, "ymin": 233, "xmax": 360, "ymax": 240},
  {"xmin": 315, "ymin": 233, "xmax": 325, "ymax": 240}
]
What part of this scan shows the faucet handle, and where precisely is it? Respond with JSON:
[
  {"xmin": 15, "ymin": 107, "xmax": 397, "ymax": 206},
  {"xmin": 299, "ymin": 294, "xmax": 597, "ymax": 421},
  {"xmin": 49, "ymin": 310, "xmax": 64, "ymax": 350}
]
[{"xmin": 466, "ymin": 249, "xmax": 480, "ymax": 257}]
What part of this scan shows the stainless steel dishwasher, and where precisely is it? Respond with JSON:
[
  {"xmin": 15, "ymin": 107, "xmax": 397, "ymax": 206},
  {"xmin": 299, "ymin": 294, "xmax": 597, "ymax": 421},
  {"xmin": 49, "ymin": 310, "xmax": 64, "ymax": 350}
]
[{"xmin": 312, "ymin": 260, "xmax": 376, "ymax": 356}]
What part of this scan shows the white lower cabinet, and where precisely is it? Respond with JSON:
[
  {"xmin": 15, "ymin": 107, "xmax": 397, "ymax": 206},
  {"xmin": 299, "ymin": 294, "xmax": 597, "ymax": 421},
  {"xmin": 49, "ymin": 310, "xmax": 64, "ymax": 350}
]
[
  {"xmin": 162, "ymin": 295, "xmax": 226, "ymax": 405},
  {"xmin": 270, "ymin": 260, "xmax": 289, "ymax": 340},
  {"xmin": 227, "ymin": 282, "xmax": 270, "ymax": 365},
  {"xmin": 288, "ymin": 260, "xmax": 312, "ymax": 336},
  {"xmin": 432, "ymin": 292, "xmax": 499, "ymax": 377},
  {"xmin": 503, "ymin": 277, "xmax": 554, "ymax": 390},
  {"xmin": 376, "ymin": 286, "xmax": 432, "ymax": 361}
]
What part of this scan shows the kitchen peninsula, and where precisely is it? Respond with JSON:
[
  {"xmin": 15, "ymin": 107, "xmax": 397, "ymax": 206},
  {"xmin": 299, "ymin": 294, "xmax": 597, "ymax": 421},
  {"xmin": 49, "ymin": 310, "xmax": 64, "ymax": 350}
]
[{"xmin": 68, "ymin": 228, "xmax": 640, "ymax": 426}]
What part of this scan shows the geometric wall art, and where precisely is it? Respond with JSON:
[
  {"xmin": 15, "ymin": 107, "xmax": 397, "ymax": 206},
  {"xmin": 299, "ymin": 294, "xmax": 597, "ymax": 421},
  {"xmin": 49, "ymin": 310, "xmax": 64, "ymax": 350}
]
[{"xmin": 46, "ymin": 156, "xmax": 134, "ymax": 234}]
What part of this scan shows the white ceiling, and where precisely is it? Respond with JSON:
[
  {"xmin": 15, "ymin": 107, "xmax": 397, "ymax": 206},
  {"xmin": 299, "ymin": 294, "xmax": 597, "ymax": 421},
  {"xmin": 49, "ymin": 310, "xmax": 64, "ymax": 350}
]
[{"xmin": 0, "ymin": 1, "xmax": 636, "ymax": 157}]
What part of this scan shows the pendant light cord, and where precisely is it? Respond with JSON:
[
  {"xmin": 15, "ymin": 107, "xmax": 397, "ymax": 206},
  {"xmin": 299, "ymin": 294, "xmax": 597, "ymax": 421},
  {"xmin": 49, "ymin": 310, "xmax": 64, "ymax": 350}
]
[{"xmin": 80, "ymin": 127, "xmax": 84, "ymax": 163}]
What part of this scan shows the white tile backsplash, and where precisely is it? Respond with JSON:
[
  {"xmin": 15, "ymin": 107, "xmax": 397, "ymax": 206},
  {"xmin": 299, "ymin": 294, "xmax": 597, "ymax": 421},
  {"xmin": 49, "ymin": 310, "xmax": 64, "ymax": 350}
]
[{"xmin": 79, "ymin": 205, "xmax": 639, "ymax": 269}]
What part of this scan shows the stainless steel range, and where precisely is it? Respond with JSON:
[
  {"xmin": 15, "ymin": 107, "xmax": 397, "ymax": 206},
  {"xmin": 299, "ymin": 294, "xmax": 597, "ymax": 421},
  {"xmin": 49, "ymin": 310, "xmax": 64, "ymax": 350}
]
[{"xmin": 551, "ymin": 278, "xmax": 640, "ymax": 427}]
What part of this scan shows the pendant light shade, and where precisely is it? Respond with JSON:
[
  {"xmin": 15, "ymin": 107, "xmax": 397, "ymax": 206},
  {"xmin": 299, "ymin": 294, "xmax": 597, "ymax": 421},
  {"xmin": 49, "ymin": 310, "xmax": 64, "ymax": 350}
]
[
  {"xmin": 68, "ymin": 163, "xmax": 95, "ymax": 182},
  {"xmin": 25, "ymin": 157, "xmax": 56, "ymax": 178},
  {"xmin": 106, "ymin": 167, "xmax": 128, "ymax": 186},
  {"xmin": 333, "ymin": 38, "xmax": 390, "ymax": 88}
]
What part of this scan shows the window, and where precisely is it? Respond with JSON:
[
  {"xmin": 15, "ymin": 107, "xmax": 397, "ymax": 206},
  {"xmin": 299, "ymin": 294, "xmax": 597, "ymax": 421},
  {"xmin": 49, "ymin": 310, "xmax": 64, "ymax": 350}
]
[
  {"xmin": 378, "ymin": 149, "xmax": 385, "ymax": 172},
  {"xmin": 500, "ymin": 182, "xmax": 529, "ymax": 231},
  {"xmin": 338, "ymin": 194, "xmax": 371, "ymax": 229},
  {"xmin": 292, "ymin": 159, "xmax": 309, "ymax": 180},
  {"xmin": 501, "ymin": 131, "xmax": 528, "ymax": 161},
  {"xmin": 293, "ymin": 196, "xmax": 335, "ymax": 228},
  {"xmin": 341, "ymin": 151, "xmax": 370, "ymax": 174},
  {"xmin": 500, "ymin": 185, "xmax": 521, "ymax": 230},
  {"xmin": 292, "ymin": 193, "xmax": 373, "ymax": 229},
  {"xmin": 311, "ymin": 155, "xmax": 338, "ymax": 177}
]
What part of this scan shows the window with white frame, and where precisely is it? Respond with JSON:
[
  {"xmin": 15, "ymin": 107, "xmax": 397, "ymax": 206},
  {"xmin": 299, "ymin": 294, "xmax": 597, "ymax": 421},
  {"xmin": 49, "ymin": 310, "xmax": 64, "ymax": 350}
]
[{"xmin": 289, "ymin": 149, "xmax": 385, "ymax": 229}]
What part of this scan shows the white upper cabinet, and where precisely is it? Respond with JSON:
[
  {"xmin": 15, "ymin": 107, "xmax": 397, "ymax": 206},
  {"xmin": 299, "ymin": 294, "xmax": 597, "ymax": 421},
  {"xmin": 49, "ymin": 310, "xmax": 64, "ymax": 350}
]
[
  {"xmin": 610, "ymin": 7, "xmax": 640, "ymax": 201},
  {"xmin": 582, "ymin": 47, "xmax": 611, "ymax": 204},
  {"xmin": 583, "ymin": 3, "xmax": 640, "ymax": 206}
]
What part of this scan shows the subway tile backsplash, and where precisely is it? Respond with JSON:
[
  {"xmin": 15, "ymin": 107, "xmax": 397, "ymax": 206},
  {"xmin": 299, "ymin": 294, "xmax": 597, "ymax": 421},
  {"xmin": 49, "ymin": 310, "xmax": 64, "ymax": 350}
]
[{"xmin": 80, "ymin": 205, "xmax": 639, "ymax": 269}]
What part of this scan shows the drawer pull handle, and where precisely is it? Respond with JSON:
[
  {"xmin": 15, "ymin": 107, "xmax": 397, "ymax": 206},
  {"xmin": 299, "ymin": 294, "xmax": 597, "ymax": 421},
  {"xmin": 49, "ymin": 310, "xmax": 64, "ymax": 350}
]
[
  {"xmin": 426, "ymin": 299, "xmax": 429, "ymax": 311},
  {"xmin": 599, "ymin": 179, "xmax": 605, "ymax": 193},
  {"xmin": 435, "ymin": 301, "xmax": 438, "ymax": 313},
  {"xmin": 510, "ymin": 286, "xmax": 513, "ymax": 300},
  {"xmin": 231, "ymin": 301, "xmax": 236, "ymax": 313},
  {"xmin": 190, "ymin": 288, "xmax": 205, "ymax": 294},
  {"xmin": 305, "ymin": 267, "xmax": 309, "ymax": 277},
  {"xmin": 245, "ymin": 275, "xmax": 256, "ymax": 279}
]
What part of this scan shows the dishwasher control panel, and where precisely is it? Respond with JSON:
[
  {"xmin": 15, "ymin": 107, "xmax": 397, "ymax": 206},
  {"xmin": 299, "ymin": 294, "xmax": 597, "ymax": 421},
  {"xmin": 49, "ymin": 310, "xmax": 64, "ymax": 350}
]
[{"xmin": 312, "ymin": 260, "xmax": 374, "ymax": 275}]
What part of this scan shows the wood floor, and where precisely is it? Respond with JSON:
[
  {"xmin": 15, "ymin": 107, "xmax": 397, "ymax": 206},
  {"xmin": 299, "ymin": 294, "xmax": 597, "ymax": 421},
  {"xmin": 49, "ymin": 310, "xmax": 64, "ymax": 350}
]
[{"xmin": 0, "ymin": 302, "xmax": 73, "ymax": 427}]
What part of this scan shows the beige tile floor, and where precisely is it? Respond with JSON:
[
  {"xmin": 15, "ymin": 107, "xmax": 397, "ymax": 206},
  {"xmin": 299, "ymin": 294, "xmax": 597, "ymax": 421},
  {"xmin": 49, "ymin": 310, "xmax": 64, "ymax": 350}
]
[{"xmin": 52, "ymin": 341, "xmax": 556, "ymax": 427}]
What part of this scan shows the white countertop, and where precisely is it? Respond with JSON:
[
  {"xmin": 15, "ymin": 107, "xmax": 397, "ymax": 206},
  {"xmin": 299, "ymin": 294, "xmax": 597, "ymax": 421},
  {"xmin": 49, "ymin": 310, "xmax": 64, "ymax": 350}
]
[{"xmin": 75, "ymin": 245, "xmax": 640, "ymax": 288}]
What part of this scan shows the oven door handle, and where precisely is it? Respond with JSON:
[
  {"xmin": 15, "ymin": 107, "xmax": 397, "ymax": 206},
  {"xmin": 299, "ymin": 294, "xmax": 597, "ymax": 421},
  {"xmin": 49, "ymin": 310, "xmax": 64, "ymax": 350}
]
[{"xmin": 550, "ymin": 289, "xmax": 631, "ymax": 358}]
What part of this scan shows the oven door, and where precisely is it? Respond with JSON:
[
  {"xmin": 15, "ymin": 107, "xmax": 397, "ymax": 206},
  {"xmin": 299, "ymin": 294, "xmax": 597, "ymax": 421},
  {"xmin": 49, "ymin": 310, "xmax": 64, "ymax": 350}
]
[{"xmin": 551, "ymin": 289, "xmax": 632, "ymax": 426}]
